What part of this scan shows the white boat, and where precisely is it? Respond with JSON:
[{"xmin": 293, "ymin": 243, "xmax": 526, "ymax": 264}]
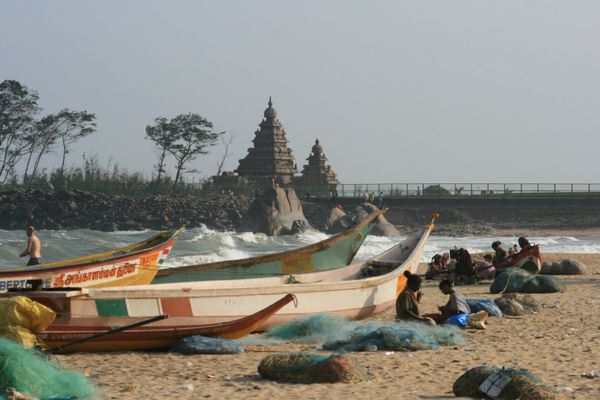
[{"xmin": 18, "ymin": 215, "xmax": 436, "ymax": 332}]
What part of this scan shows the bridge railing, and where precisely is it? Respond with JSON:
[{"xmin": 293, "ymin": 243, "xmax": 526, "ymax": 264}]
[{"xmin": 293, "ymin": 183, "xmax": 600, "ymax": 198}]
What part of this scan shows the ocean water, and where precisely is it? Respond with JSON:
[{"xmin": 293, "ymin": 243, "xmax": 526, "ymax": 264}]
[{"xmin": 1, "ymin": 226, "xmax": 600, "ymax": 270}]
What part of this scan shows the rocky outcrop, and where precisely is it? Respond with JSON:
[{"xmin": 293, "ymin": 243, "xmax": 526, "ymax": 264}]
[
  {"xmin": 239, "ymin": 187, "xmax": 312, "ymax": 235},
  {"xmin": 0, "ymin": 189, "xmax": 252, "ymax": 231},
  {"xmin": 354, "ymin": 203, "xmax": 400, "ymax": 237}
]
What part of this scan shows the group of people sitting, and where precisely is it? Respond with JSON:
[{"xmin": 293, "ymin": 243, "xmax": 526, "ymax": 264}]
[
  {"xmin": 425, "ymin": 236, "xmax": 533, "ymax": 282},
  {"xmin": 396, "ymin": 271, "xmax": 471, "ymax": 326}
]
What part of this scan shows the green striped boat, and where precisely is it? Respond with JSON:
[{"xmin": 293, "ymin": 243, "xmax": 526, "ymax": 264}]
[{"xmin": 153, "ymin": 210, "xmax": 385, "ymax": 282}]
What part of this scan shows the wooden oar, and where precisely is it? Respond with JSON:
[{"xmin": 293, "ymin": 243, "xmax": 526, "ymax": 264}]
[{"xmin": 48, "ymin": 315, "xmax": 168, "ymax": 354}]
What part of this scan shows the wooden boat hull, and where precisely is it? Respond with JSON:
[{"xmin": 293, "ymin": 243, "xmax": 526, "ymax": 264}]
[
  {"xmin": 47, "ymin": 215, "xmax": 435, "ymax": 333},
  {"xmin": 38, "ymin": 294, "xmax": 296, "ymax": 353},
  {"xmin": 153, "ymin": 210, "xmax": 385, "ymax": 283},
  {"xmin": 0, "ymin": 230, "xmax": 181, "ymax": 290},
  {"xmin": 495, "ymin": 245, "xmax": 542, "ymax": 274}
]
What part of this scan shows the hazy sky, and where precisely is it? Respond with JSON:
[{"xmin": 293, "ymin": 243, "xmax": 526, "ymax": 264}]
[{"xmin": 2, "ymin": 1, "xmax": 599, "ymax": 183}]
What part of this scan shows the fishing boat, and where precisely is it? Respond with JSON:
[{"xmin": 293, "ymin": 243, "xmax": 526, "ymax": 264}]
[
  {"xmin": 0, "ymin": 229, "xmax": 182, "ymax": 290},
  {"xmin": 154, "ymin": 209, "xmax": 385, "ymax": 283},
  {"xmin": 15, "ymin": 293, "xmax": 296, "ymax": 353},
  {"xmin": 495, "ymin": 245, "xmax": 542, "ymax": 274},
  {"xmin": 28, "ymin": 215, "xmax": 436, "ymax": 334}
]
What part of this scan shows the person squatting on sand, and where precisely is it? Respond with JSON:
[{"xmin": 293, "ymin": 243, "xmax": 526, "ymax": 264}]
[
  {"xmin": 424, "ymin": 279, "xmax": 471, "ymax": 324},
  {"xmin": 19, "ymin": 226, "xmax": 42, "ymax": 266},
  {"xmin": 395, "ymin": 271, "xmax": 436, "ymax": 325}
]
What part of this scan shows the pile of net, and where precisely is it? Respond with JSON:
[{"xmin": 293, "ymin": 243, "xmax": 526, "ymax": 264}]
[
  {"xmin": 490, "ymin": 268, "xmax": 566, "ymax": 294},
  {"xmin": 494, "ymin": 294, "xmax": 540, "ymax": 316},
  {"xmin": 453, "ymin": 365, "xmax": 558, "ymax": 400},
  {"xmin": 261, "ymin": 314, "xmax": 464, "ymax": 352},
  {"xmin": 0, "ymin": 338, "xmax": 95, "ymax": 399},
  {"xmin": 172, "ymin": 336, "xmax": 244, "ymax": 354},
  {"xmin": 258, "ymin": 352, "xmax": 367, "ymax": 383},
  {"xmin": 0, "ymin": 297, "xmax": 56, "ymax": 348},
  {"xmin": 541, "ymin": 259, "xmax": 586, "ymax": 275}
]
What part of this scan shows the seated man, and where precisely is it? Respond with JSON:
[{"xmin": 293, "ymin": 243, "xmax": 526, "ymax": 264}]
[
  {"xmin": 396, "ymin": 271, "xmax": 436, "ymax": 325},
  {"xmin": 475, "ymin": 254, "xmax": 495, "ymax": 279},
  {"xmin": 425, "ymin": 254, "xmax": 445, "ymax": 280},
  {"xmin": 491, "ymin": 241, "xmax": 507, "ymax": 265},
  {"xmin": 518, "ymin": 236, "xmax": 533, "ymax": 251}
]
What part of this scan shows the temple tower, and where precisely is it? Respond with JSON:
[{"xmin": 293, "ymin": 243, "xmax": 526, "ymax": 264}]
[
  {"xmin": 235, "ymin": 97, "xmax": 297, "ymax": 184},
  {"xmin": 297, "ymin": 139, "xmax": 339, "ymax": 185}
]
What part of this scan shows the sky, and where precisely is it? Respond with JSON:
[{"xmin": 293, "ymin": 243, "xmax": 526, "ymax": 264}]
[{"xmin": 2, "ymin": 1, "xmax": 599, "ymax": 183}]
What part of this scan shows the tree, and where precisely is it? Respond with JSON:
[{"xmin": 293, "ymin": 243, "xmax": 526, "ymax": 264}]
[
  {"xmin": 0, "ymin": 80, "xmax": 39, "ymax": 184},
  {"xmin": 24, "ymin": 109, "xmax": 96, "ymax": 186},
  {"xmin": 145, "ymin": 117, "xmax": 176, "ymax": 184},
  {"xmin": 215, "ymin": 131, "xmax": 235, "ymax": 176},
  {"xmin": 146, "ymin": 113, "xmax": 224, "ymax": 194},
  {"xmin": 167, "ymin": 113, "xmax": 224, "ymax": 193}
]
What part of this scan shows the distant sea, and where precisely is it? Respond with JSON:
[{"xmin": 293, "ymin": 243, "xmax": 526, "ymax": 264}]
[{"xmin": 1, "ymin": 226, "xmax": 600, "ymax": 269}]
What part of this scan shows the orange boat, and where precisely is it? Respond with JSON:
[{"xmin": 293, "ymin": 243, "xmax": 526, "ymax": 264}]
[
  {"xmin": 29, "ymin": 293, "xmax": 296, "ymax": 352},
  {"xmin": 0, "ymin": 229, "xmax": 182, "ymax": 290},
  {"xmin": 495, "ymin": 245, "xmax": 542, "ymax": 274}
]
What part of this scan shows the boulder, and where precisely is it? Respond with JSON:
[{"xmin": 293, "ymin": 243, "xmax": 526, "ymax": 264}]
[
  {"xmin": 324, "ymin": 206, "xmax": 354, "ymax": 234},
  {"xmin": 240, "ymin": 187, "xmax": 313, "ymax": 235},
  {"xmin": 541, "ymin": 259, "xmax": 586, "ymax": 275},
  {"xmin": 257, "ymin": 352, "xmax": 367, "ymax": 383},
  {"xmin": 354, "ymin": 203, "xmax": 399, "ymax": 237},
  {"xmin": 171, "ymin": 336, "xmax": 244, "ymax": 354}
]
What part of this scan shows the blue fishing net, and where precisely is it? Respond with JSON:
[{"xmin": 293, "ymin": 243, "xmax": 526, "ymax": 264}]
[
  {"xmin": 0, "ymin": 338, "xmax": 95, "ymax": 400},
  {"xmin": 251, "ymin": 314, "xmax": 465, "ymax": 352}
]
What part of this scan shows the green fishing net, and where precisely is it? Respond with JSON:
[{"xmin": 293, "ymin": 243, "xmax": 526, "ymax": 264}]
[
  {"xmin": 0, "ymin": 338, "xmax": 95, "ymax": 400},
  {"xmin": 258, "ymin": 314, "xmax": 465, "ymax": 351}
]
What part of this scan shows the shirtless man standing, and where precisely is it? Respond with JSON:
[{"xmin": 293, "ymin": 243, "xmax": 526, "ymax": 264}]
[{"xmin": 19, "ymin": 226, "xmax": 42, "ymax": 265}]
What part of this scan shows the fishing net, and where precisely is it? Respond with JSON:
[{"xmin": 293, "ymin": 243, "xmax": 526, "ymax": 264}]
[
  {"xmin": 494, "ymin": 294, "xmax": 540, "ymax": 316},
  {"xmin": 453, "ymin": 366, "xmax": 557, "ymax": 400},
  {"xmin": 171, "ymin": 336, "xmax": 244, "ymax": 354},
  {"xmin": 491, "ymin": 268, "xmax": 566, "ymax": 294},
  {"xmin": 521, "ymin": 276, "xmax": 566, "ymax": 293},
  {"xmin": 466, "ymin": 299, "xmax": 503, "ymax": 317},
  {"xmin": 257, "ymin": 352, "xmax": 367, "ymax": 383},
  {"xmin": 261, "ymin": 314, "xmax": 464, "ymax": 352},
  {"xmin": 541, "ymin": 259, "xmax": 585, "ymax": 275},
  {"xmin": 0, "ymin": 338, "xmax": 96, "ymax": 400}
]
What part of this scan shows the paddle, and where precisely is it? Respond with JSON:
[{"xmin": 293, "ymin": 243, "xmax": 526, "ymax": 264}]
[{"xmin": 48, "ymin": 314, "xmax": 168, "ymax": 354}]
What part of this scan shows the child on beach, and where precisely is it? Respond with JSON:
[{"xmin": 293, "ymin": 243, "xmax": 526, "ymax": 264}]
[
  {"xmin": 395, "ymin": 271, "xmax": 436, "ymax": 325},
  {"xmin": 425, "ymin": 279, "xmax": 471, "ymax": 324}
]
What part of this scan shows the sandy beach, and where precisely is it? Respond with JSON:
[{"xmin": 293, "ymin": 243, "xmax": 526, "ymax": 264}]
[{"xmin": 57, "ymin": 253, "xmax": 600, "ymax": 400}]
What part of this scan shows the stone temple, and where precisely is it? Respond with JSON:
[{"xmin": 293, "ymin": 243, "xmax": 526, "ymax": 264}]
[
  {"xmin": 235, "ymin": 97, "xmax": 297, "ymax": 184},
  {"xmin": 297, "ymin": 139, "xmax": 339, "ymax": 185}
]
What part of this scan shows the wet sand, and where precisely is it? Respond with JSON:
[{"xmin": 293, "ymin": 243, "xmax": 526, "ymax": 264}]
[{"xmin": 57, "ymin": 253, "xmax": 600, "ymax": 399}]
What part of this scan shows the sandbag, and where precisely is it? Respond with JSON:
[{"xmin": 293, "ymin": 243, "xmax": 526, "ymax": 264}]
[
  {"xmin": 453, "ymin": 366, "xmax": 557, "ymax": 400},
  {"xmin": 467, "ymin": 299, "xmax": 503, "ymax": 317},
  {"xmin": 258, "ymin": 352, "xmax": 367, "ymax": 383},
  {"xmin": 521, "ymin": 276, "xmax": 566, "ymax": 293},
  {"xmin": 490, "ymin": 268, "xmax": 534, "ymax": 294},
  {"xmin": 541, "ymin": 259, "xmax": 586, "ymax": 275},
  {"xmin": 171, "ymin": 336, "xmax": 244, "ymax": 354}
]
